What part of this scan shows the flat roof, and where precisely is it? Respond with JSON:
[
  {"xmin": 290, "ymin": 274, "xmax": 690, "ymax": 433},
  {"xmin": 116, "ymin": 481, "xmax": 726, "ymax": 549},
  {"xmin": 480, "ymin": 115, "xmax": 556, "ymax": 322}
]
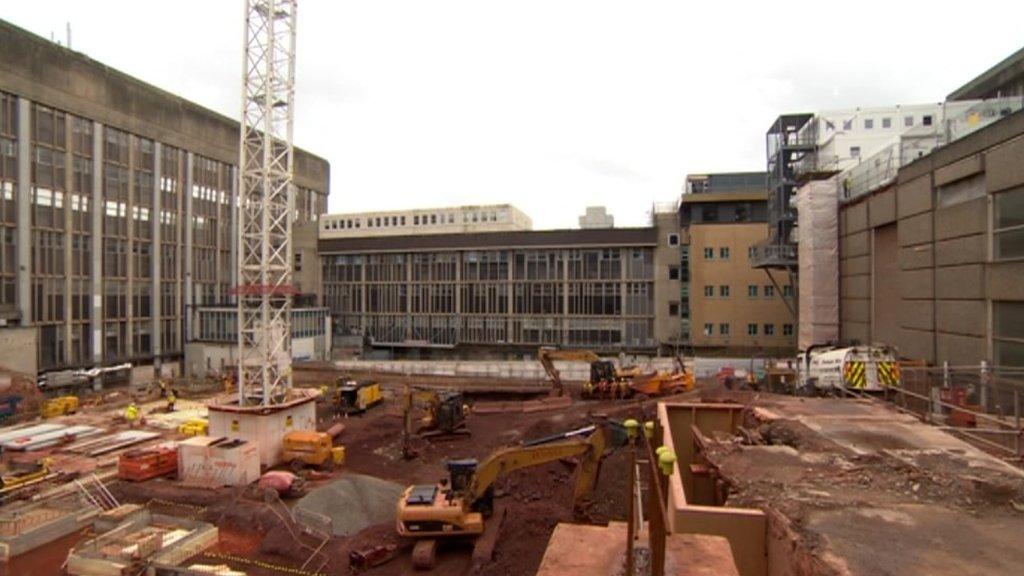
[
  {"xmin": 948, "ymin": 45, "xmax": 1024, "ymax": 101},
  {"xmin": 318, "ymin": 227, "xmax": 658, "ymax": 253},
  {"xmin": 680, "ymin": 191, "xmax": 767, "ymax": 204}
]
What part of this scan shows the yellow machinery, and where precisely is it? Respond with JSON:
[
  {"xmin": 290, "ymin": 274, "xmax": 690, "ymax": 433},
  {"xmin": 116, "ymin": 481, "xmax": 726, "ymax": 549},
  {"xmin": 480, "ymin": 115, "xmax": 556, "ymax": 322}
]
[
  {"xmin": 0, "ymin": 458, "xmax": 53, "ymax": 498},
  {"xmin": 282, "ymin": 430, "xmax": 345, "ymax": 471},
  {"xmin": 538, "ymin": 347, "xmax": 691, "ymax": 399},
  {"xmin": 334, "ymin": 378, "xmax": 383, "ymax": 414},
  {"xmin": 178, "ymin": 419, "xmax": 209, "ymax": 437},
  {"xmin": 396, "ymin": 424, "xmax": 612, "ymax": 569},
  {"xmin": 400, "ymin": 386, "xmax": 469, "ymax": 458},
  {"xmin": 41, "ymin": 396, "xmax": 79, "ymax": 419}
]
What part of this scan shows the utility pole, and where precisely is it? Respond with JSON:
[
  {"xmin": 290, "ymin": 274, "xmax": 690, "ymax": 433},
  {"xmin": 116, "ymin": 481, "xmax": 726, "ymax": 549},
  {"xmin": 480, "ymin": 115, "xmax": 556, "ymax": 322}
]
[{"xmin": 236, "ymin": 0, "xmax": 298, "ymax": 407}]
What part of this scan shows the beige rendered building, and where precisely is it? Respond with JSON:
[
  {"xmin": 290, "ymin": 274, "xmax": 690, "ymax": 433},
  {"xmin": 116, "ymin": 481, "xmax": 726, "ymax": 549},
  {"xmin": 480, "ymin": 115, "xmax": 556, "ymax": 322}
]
[
  {"xmin": 681, "ymin": 173, "xmax": 796, "ymax": 354},
  {"xmin": 319, "ymin": 204, "xmax": 532, "ymax": 239}
]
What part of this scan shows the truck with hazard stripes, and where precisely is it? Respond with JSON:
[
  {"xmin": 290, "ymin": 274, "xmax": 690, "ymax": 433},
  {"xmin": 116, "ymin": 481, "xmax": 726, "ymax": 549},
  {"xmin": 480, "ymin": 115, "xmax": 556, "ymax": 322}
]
[{"xmin": 801, "ymin": 345, "xmax": 900, "ymax": 393}]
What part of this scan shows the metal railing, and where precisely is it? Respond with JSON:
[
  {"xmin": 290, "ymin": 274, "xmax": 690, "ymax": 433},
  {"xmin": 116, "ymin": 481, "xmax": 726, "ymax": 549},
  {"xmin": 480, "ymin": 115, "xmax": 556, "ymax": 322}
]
[
  {"xmin": 750, "ymin": 240, "xmax": 797, "ymax": 268},
  {"xmin": 872, "ymin": 363, "xmax": 1024, "ymax": 460},
  {"xmin": 839, "ymin": 96, "xmax": 1024, "ymax": 204}
]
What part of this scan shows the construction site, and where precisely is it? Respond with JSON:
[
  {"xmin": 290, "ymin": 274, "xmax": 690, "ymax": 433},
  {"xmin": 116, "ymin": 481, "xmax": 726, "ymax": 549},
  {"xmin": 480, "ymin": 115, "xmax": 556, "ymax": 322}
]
[{"xmin": 2, "ymin": 1, "xmax": 1024, "ymax": 575}]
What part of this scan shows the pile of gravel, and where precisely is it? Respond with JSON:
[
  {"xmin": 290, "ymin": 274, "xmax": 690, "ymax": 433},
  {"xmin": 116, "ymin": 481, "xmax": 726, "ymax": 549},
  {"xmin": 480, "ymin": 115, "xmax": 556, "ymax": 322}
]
[{"xmin": 294, "ymin": 473, "xmax": 405, "ymax": 536}]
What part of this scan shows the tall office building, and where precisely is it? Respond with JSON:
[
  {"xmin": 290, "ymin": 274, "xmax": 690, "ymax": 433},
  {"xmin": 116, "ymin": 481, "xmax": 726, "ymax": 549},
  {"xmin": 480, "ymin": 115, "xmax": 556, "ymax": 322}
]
[{"xmin": 0, "ymin": 20, "xmax": 330, "ymax": 375}]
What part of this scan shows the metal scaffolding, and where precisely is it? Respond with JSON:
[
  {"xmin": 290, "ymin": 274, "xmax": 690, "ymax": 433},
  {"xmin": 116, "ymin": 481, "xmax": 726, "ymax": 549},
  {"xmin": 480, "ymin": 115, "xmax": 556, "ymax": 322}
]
[{"xmin": 236, "ymin": 0, "xmax": 297, "ymax": 406}]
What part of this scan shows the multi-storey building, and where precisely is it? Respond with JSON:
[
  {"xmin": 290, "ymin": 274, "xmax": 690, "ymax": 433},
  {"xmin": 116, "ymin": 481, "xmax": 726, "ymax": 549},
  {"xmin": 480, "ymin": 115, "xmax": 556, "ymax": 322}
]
[
  {"xmin": 680, "ymin": 173, "xmax": 796, "ymax": 354},
  {"xmin": 835, "ymin": 48, "xmax": 1024, "ymax": 367},
  {"xmin": 319, "ymin": 204, "xmax": 531, "ymax": 239},
  {"xmin": 0, "ymin": 19, "xmax": 330, "ymax": 375},
  {"xmin": 319, "ymin": 207, "xmax": 683, "ymax": 356}
]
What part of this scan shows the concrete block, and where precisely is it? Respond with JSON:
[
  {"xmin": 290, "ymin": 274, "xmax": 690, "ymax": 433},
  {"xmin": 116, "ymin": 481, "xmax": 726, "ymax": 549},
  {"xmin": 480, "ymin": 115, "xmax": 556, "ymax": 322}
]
[
  {"xmin": 897, "ymin": 175, "xmax": 933, "ymax": 218},
  {"xmin": 899, "ymin": 244, "xmax": 934, "ymax": 270},
  {"xmin": 937, "ymin": 332, "xmax": 986, "ymax": 366},
  {"xmin": 899, "ymin": 300, "xmax": 934, "ymax": 331},
  {"xmin": 898, "ymin": 329, "xmax": 935, "ymax": 363},
  {"xmin": 936, "ymin": 300, "xmax": 986, "ymax": 337},
  {"xmin": 841, "ymin": 298, "xmax": 870, "ymax": 323},
  {"xmin": 841, "ymin": 321, "xmax": 870, "ymax": 345},
  {"xmin": 900, "ymin": 269, "xmax": 934, "ymax": 300},
  {"xmin": 935, "ymin": 264, "xmax": 985, "ymax": 300},
  {"xmin": 841, "ymin": 255, "xmax": 870, "ymax": 277},
  {"xmin": 935, "ymin": 197, "xmax": 987, "ymax": 240},
  {"xmin": 934, "ymin": 154, "xmax": 983, "ymax": 187},
  {"xmin": 841, "ymin": 274, "xmax": 870, "ymax": 300},
  {"xmin": 842, "ymin": 231, "xmax": 870, "ymax": 258},
  {"xmin": 898, "ymin": 213, "xmax": 933, "ymax": 247},
  {"xmin": 868, "ymin": 189, "xmax": 897, "ymax": 227},
  {"xmin": 178, "ymin": 436, "xmax": 261, "ymax": 487},
  {"xmin": 985, "ymin": 133, "xmax": 1024, "ymax": 193},
  {"xmin": 988, "ymin": 261, "xmax": 1024, "ymax": 300},
  {"xmin": 935, "ymin": 234, "xmax": 986, "ymax": 266},
  {"xmin": 844, "ymin": 202, "xmax": 869, "ymax": 233}
]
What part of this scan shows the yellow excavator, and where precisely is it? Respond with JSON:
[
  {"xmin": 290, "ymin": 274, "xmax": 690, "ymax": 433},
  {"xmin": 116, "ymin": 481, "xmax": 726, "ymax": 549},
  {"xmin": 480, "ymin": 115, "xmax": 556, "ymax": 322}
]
[
  {"xmin": 538, "ymin": 347, "xmax": 692, "ymax": 399},
  {"xmin": 401, "ymin": 385, "xmax": 470, "ymax": 459},
  {"xmin": 395, "ymin": 423, "xmax": 615, "ymax": 569}
]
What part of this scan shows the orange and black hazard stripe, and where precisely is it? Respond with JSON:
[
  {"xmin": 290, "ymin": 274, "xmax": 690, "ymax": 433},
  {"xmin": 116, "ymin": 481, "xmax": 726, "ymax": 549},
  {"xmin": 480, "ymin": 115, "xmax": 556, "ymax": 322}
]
[
  {"xmin": 844, "ymin": 361, "xmax": 866, "ymax": 389},
  {"xmin": 877, "ymin": 361, "xmax": 900, "ymax": 387}
]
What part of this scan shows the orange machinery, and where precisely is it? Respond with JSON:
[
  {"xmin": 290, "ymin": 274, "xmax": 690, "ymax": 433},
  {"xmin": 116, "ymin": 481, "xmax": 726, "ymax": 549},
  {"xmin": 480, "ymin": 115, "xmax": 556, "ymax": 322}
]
[{"xmin": 117, "ymin": 446, "xmax": 178, "ymax": 481}]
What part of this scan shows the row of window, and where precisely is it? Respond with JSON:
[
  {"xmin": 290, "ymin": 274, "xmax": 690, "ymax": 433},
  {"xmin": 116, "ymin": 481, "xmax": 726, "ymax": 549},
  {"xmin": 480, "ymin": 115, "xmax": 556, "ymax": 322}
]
[
  {"xmin": 702, "ymin": 323, "xmax": 794, "ymax": 337},
  {"xmin": 324, "ymin": 210, "xmax": 505, "ymax": 231},
  {"xmin": 702, "ymin": 284, "xmax": 793, "ymax": 298},
  {"xmin": 839, "ymin": 114, "xmax": 933, "ymax": 132},
  {"xmin": 702, "ymin": 246, "xmax": 762, "ymax": 260}
]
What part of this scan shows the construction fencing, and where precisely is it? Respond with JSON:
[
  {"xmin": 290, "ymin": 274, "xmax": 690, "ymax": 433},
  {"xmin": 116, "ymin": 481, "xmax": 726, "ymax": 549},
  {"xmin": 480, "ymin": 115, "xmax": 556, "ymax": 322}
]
[{"xmin": 884, "ymin": 363, "xmax": 1024, "ymax": 459}]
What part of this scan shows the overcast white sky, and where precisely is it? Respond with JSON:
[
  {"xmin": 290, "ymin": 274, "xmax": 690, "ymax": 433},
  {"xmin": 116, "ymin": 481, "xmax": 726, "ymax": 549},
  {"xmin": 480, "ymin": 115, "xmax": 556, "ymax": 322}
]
[{"xmin": 5, "ymin": 1, "xmax": 1023, "ymax": 228}]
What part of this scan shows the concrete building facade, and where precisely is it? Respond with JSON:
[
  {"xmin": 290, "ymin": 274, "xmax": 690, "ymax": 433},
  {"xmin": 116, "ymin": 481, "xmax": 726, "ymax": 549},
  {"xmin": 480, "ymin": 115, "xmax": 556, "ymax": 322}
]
[
  {"xmin": 0, "ymin": 19, "xmax": 330, "ymax": 375},
  {"xmin": 319, "ymin": 215, "xmax": 682, "ymax": 356},
  {"xmin": 838, "ymin": 108, "xmax": 1024, "ymax": 366},
  {"xmin": 680, "ymin": 173, "xmax": 796, "ymax": 354},
  {"xmin": 319, "ymin": 204, "xmax": 531, "ymax": 239}
]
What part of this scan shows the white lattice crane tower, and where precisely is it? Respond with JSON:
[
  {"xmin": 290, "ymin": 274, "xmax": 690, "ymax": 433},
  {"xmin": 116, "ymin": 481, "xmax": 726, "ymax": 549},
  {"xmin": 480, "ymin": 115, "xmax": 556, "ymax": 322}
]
[{"xmin": 236, "ymin": 0, "xmax": 297, "ymax": 406}]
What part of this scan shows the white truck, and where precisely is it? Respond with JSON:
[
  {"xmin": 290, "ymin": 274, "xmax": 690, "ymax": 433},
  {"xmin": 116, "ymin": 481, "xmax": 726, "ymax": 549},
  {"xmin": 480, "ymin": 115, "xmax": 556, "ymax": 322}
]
[{"xmin": 800, "ymin": 345, "xmax": 900, "ymax": 393}]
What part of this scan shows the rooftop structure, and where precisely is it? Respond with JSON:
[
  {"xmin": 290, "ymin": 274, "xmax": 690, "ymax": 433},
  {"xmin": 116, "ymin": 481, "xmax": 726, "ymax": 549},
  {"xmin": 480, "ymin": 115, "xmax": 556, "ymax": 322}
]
[
  {"xmin": 578, "ymin": 206, "xmax": 614, "ymax": 229},
  {"xmin": 948, "ymin": 45, "xmax": 1024, "ymax": 100},
  {"xmin": 319, "ymin": 204, "xmax": 532, "ymax": 239}
]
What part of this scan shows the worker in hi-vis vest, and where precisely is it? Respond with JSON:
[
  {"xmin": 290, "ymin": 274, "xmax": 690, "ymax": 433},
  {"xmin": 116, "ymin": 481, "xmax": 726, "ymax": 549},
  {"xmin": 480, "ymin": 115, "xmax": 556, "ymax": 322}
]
[{"xmin": 125, "ymin": 402, "xmax": 139, "ymax": 428}]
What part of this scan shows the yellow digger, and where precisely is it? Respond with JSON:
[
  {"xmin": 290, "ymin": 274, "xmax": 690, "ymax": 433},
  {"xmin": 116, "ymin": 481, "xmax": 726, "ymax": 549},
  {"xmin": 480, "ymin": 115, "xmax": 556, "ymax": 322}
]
[
  {"xmin": 538, "ymin": 347, "xmax": 692, "ymax": 399},
  {"xmin": 395, "ymin": 423, "xmax": 618, "ymax": 569}
]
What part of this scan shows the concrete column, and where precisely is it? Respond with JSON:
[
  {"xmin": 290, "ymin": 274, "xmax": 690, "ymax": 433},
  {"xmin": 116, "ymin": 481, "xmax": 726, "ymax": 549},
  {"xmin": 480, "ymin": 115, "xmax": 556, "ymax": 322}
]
[
  {"xmin": 15, "ymin": 96, "xmax": 31, "ymax": 324},
  {"xmin": 506, "ymin": 250, "xmax": 514, "ymax": 342},
  {"xmin": 360, "ymin": 256, "xmax": 367, "ymax": 331},
  {"xmin": 63, "ymin": 114, "xmax": 74, "ymax": 364},
  {"xmin": 184, "ymin": 152, "xmax": 194, "ymax": 342},
  {"xmin": 620, "ymin": 248, "xmax": 628, "ymax": 346},
  {"xmin": 561, "ymin": 250, "xmax": 570, "ymax": 344},
  {"xmin": 229, "ymin": 165, "xmax": 238, "ymax": 301},
  {"xmin": 90, "ymin": 123, "xmax": 104, "ymax": 363},
  {"xmin": 151, "ymin": 142, "xmax": 162, "ymax": 364},
  {"xmin": 405, "ymin": 254, "xmax": 412, "ymax": 340},
  {"xmin": 454, "ymin": 252, "xmax": 461, "ymax": 342},
  {"xmin": 125, "ymin": 137, "xmax": 135, "ymax": 357}
]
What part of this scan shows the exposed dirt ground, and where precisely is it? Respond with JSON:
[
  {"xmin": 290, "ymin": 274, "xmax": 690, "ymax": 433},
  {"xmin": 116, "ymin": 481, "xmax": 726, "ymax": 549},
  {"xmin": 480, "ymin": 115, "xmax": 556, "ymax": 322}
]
[
  {"xmin": 699, "ymin": 389, "xmax": 1024, "ymax": 576},
  {"xmin": 101, "ymin": 372, "xmax": 661, "ymax": 576}
]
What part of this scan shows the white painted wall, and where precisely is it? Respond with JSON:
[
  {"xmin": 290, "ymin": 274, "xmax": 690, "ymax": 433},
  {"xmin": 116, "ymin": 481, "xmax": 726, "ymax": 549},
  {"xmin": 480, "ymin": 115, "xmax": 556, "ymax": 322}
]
[{"xmin": 319, "ymin": 203, "xmax": 533, "ymax": 239}]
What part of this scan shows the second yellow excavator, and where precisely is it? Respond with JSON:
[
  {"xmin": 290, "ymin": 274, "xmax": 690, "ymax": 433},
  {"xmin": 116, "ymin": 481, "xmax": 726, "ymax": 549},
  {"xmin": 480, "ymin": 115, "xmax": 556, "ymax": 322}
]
[{"xmin": 395, "ymin": 423, "xmax": 617, "ymax": 569}]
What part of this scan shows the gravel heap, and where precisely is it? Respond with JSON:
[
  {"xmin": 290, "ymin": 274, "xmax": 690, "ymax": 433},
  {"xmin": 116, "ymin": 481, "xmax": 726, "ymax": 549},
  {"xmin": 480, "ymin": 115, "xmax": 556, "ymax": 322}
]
[{"xmin": 294, "ymin": 473, "xmax": 405, "ymax": 536}]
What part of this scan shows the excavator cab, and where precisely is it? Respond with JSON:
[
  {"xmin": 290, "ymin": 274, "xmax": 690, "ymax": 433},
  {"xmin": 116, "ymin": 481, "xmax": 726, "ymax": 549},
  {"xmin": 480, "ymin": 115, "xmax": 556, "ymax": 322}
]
[
  {"xmin": 446, "ymin": 459, "xmax": 477, "ymax": 493},
  {"xmin": 590, "ymin": 360, "xmax": 617, "ymax": 383}
]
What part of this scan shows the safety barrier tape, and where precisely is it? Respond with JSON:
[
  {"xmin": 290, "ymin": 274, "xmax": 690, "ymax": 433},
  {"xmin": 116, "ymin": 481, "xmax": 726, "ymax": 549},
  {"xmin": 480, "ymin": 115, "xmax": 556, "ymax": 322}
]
[{"xmin": 201, "ymin": 552, "xmax": 325, "ymax": 576}]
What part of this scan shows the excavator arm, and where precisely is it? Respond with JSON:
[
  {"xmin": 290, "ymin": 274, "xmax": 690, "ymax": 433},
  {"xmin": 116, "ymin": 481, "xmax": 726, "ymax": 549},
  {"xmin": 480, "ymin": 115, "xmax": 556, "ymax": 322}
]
[
  {"xmin": 464, "ymin": 426, "xmax": 606, "ymax": 506},
  {"xmin": 537, "ymin": 347, "xmax": 600, "ymax": 396}
]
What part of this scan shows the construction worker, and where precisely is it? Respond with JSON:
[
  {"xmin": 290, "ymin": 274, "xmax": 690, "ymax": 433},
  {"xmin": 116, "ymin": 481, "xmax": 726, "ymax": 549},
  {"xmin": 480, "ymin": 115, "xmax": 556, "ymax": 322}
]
[
  {"xmin": 166, "ymin": 389, "xmax": 176, "ymax": 413},
  {"xmin": 125, "ymin": 402, "xmax": 139, "ymax": 429}
]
